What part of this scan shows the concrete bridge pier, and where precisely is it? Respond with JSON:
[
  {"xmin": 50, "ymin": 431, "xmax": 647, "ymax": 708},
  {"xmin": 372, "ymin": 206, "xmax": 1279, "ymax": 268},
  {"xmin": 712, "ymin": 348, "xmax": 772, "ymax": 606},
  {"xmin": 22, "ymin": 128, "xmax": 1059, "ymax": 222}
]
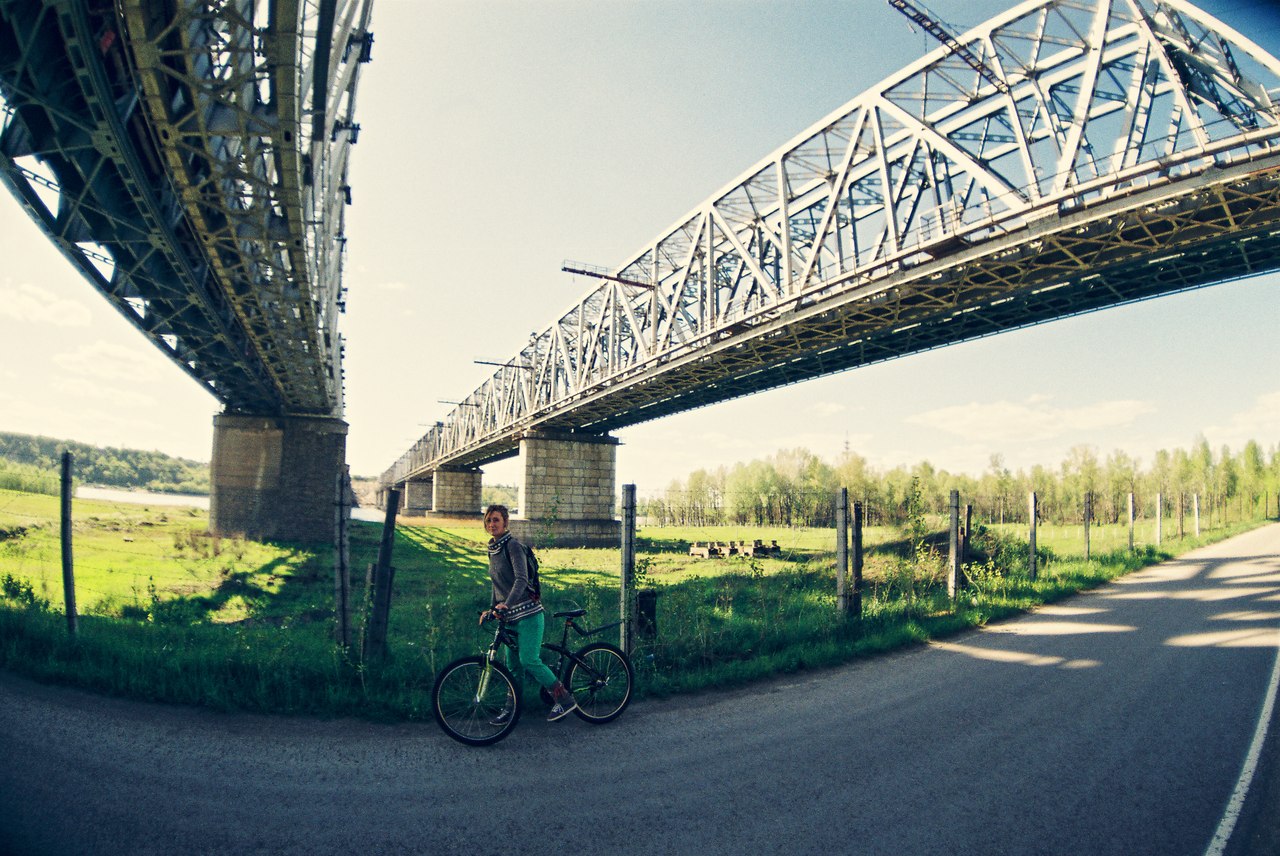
[
  {"xmin": 429, "ymin": 467, "xmax": 483, "ymax": 518},
  {"xmin": 509, "ymin": 431, "xmax": 619, "ymax": 548},
  {"xmin": 210, "ymin": 413, "xmax": 347, "ymax": 543},
  {"xmin": 402, "ymin": 475, "xmax": 434, "ymax": 517}
]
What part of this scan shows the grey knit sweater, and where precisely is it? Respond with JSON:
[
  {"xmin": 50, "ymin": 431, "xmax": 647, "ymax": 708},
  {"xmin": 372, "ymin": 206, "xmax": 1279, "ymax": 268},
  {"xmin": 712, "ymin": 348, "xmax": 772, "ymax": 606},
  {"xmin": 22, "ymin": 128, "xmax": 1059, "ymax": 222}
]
[{"xmin": 487, "ymin": 532, "xmax": 543, "ymax": 622}]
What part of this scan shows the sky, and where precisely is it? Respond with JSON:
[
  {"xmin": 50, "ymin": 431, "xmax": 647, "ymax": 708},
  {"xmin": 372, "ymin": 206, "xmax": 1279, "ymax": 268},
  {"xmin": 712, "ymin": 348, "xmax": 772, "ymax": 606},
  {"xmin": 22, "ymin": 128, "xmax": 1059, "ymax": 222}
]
[{"xmin": 1, "ymin": 0, "xmax": 1278, "ymax": 498}]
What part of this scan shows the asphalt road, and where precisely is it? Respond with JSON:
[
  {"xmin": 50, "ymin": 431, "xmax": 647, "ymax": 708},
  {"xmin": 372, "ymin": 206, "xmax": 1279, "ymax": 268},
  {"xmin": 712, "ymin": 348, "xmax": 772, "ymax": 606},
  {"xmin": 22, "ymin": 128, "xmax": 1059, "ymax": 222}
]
[{"xmin": 3, "ymin": 525, "xmax": 1280, "ymax": 856}]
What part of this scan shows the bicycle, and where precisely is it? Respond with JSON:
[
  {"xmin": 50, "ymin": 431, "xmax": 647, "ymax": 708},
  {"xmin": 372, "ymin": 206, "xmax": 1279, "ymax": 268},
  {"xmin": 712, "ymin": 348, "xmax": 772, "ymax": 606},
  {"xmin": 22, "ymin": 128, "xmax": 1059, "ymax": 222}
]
[{"xmin": 431, "ymin": 607, "xmax": 634, "ymax": 746}]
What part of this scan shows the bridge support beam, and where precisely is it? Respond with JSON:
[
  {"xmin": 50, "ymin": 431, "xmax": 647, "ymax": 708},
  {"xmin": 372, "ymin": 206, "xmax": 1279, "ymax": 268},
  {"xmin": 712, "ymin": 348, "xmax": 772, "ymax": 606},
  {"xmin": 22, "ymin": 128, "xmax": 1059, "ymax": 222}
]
[
  {"xmin": 429, "ymin": 467, "xmax": 483, "ymax": 518},
  {"xmin": 510, "ymin": 431, "xmax": 619, "ymax": 548},
  {"xmin": 210, "ymin": 413, "xmax": 348, "ymax": 543},
  {"xmin": 402, "ymin": 476, "xmax": 434, "ymax": 517}
]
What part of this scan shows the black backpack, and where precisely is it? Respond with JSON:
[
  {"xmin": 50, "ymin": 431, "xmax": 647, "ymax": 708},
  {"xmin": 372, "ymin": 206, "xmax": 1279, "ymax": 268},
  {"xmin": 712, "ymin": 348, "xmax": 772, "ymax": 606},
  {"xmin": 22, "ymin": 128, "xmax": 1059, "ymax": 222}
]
[{"xmin": 506, "ymin": 540, "xmax": 541, "ymax": 601}]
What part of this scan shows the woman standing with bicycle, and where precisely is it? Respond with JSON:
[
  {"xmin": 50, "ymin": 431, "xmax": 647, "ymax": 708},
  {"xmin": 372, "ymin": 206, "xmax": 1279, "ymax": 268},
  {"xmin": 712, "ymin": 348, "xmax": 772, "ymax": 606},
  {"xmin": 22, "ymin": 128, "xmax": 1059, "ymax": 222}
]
[{"xmin": 482, "ymin": 504, "xmax": 579, "ymax": 722}]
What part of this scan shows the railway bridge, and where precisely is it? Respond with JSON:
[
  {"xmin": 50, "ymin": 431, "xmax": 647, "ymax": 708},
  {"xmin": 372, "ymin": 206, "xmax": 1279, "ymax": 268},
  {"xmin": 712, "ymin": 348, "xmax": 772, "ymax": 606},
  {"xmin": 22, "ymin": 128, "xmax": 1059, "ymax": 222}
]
[
  {"xmin": 381, "ymin": 0, "xmax": 1280, "ymax": 546},
  {"xmin": 0, "ymin": 0, "xmax": 373, "ymax": 540}
]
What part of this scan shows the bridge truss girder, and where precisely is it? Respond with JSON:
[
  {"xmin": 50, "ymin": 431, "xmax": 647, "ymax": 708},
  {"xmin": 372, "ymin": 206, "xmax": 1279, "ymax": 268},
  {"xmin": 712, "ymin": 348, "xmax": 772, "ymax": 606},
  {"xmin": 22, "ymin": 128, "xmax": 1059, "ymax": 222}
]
[
  {"xmin": 387, "ymin": 0, "xmax": 1280, "ymax": 487},
  {"xmin": 0, "ymin": 0, "xmax": 371, "ymax": 416}
]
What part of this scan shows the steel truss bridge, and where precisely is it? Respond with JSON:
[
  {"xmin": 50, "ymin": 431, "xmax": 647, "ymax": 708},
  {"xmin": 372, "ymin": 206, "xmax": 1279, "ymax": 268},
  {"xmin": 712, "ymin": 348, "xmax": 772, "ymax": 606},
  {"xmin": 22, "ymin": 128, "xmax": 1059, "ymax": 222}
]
[
  {"xmin": 385, "ymin": 0, "xmax": 1280, "ymax": 488},
  {"xmin": 0, "ymin": 0, "xmax": 373, "ymax": 417}
]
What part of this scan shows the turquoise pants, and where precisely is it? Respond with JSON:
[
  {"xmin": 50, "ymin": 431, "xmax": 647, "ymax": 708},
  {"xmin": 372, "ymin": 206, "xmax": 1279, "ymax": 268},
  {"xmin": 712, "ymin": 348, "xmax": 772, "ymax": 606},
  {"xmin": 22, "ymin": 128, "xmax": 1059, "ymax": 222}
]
[{"xmin": 506, "ymin": 611, "xmax": 558, "ymax": 690}]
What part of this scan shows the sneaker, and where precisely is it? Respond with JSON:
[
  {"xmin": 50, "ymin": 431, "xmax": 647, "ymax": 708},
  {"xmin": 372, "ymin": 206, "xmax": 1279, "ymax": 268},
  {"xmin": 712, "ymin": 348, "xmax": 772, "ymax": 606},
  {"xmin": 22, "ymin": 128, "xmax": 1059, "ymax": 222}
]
[
  {"xmin": 546, "ymin": 694, "xmax": 578, "ymax": 722},
  {"xmin": 489, "ymin": 706, "xmax": 513, "ymax": 727}
]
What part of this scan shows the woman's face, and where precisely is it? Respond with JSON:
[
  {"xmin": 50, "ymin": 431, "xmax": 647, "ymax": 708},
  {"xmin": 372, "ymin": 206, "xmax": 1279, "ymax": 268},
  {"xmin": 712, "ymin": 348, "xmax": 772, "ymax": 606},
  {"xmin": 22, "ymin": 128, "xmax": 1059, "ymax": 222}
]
[{"xmin": 484, "ymin": 511, "xmax": 508, "ymax": 538}]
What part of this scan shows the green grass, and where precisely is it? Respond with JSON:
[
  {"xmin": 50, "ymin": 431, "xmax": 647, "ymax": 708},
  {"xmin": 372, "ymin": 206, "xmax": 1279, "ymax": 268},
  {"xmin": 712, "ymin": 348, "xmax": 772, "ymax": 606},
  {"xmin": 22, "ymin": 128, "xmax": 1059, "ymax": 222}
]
[
  {"xmin": 0, "ymin": 487, "xmax": 1272, "ymax": 719},
  {"xmin": 989, "ymin": 517, "xmax": 1214, "ymax": 558},
  {"xmin": 0, "ymin": 490, "xmax": 318, "ymax": 622}
]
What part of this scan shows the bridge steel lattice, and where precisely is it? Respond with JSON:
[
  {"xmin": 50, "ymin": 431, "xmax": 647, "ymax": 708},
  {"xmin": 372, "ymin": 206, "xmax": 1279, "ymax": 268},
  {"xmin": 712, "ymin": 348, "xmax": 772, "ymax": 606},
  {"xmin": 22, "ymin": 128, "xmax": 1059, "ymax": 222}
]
[
  {"xmin": 0, "ymin": 0, "xmax": 373, "ymax": 540},
  {"xmin": 385, "ymin": 0, "xmax": 1280, "ymax": 512}
]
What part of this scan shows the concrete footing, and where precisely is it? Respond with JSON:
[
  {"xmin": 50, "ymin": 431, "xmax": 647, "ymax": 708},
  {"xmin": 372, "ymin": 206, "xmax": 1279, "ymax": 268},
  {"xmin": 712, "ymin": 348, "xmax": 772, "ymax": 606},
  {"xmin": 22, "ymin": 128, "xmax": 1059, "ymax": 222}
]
[
  {"xmin": 512, "ymin": 431, "xmax": 619, "ymax": 547},
  {"xmin": 210, "ymin": 413, "xmax": 347, "ymax": 543}
]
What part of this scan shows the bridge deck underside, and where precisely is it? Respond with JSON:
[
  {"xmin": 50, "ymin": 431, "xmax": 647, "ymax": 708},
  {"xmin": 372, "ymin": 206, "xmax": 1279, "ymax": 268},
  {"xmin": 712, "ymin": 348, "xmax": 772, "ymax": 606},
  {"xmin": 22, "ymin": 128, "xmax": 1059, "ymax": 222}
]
[
  {"xmin": 424, "ymin": 161, "xmax": 1280, "ymax": 474},
  {"xmin": 0, "ymin": 1, "xmax": 280, "ymax": 411},
  {"xmin": 0, "ymin": 0, "xmax": 367, "ymax": 417}
]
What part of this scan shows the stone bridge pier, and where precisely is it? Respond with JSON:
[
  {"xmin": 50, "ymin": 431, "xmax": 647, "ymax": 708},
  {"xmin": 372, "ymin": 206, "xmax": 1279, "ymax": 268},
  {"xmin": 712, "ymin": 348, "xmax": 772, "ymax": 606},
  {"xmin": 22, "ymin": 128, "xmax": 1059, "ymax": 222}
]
[
  {"xmin": 209, "ymin": 413, "xmax": 347, "ymax": 543},
  {"xmin": 402, "ymin": 475, "xmax": 434, "ymax": 517},
  {"xmin": 508, "ymin": 430, "xmax": 619, "ymax": 548},
  {"xmin": 429, "ymin": 467, "xmax": 483, "ymax": 518}
]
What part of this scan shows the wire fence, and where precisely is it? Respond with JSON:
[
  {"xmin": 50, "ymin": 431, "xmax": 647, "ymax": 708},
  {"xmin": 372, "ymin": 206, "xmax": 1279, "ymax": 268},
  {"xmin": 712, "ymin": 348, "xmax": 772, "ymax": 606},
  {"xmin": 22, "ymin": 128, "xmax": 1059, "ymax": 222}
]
[
  {"xmin": 3, "ymin": 470, "xmax": 1278, "ymax": 630},
  {"xmin": 634, "ymin": 485, "xmax": 1280, "ymax": 532}
]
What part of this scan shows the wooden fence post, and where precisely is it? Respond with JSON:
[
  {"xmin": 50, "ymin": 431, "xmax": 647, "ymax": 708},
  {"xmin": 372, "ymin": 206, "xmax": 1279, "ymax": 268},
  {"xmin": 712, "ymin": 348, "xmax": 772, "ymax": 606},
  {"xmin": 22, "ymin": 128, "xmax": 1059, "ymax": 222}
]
[
  {"xmin": 620, "ymin": 484, "xmax": 637, "ymax": 655},
  {"xmin": 947, "ymin": 489, "xmax": 960, "ymax": 598},
  {"xmin": 363, "ymin": 488, "xmax": 398, "ymax": 662},
  {"xmin": 333, "ymin": 467, "xmax": 352, "ymax": 650},
  {"xmin": 836, "ymin": 487, "xmax": 849, "ymax": 615},
  {"xmin": 60, "ymin": 451, "xmax": 78, "ymax": 639},
  {"xmin": 1083, "ymin": 491, "xmax": 1092, "ymax": 561},
  {"xmin": 1028, "ymin": 491, "xmax": 1038, "ymax": 582},
  {"xmin": 852, "ymin": 501, "xmax": 864, "ymax": 619},
  {"xmin": 963, "ymin": 503, "xmax": 973, "ymax": 565},
  {"xmin": 1156, "ymin": 492, "xmax": 1163, "ymax": 546},
  {"xmin": 1127, "ymin": 492, "xmax": 1135, "ymax": 552}
]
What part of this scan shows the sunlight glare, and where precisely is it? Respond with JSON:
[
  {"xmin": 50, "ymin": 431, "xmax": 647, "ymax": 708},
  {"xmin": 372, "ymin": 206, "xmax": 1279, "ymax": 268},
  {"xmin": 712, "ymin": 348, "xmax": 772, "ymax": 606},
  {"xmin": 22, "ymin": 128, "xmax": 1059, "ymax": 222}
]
[
  {"xmin": 1033, "ymin": 605, "xmax": 1109, "ymax": 617},
  {"xmin": 1117, "ymin": 563, "xmax": 1205, "ymax": 584},
  {"xmin": 984, "ymin": 620, "xmax": 1136, "ymax": 636},
  {"xmin": 932, "ymin": 640, "xmax": 1101, "ymax": 668},
  {"xmin": 1104, "ymin": 587, "xmax": 1280, "ymax": 603},
  {"xmin": 1210, "ymin": 611, "xmax": 1280, "ymax": 622},
  {"xmin": 1165, "ymin": 628, "xmax": 1280, "ymax": 648},
  {"xmin": 1224, "ymin": 573, "xmax": 1280, "ymax": 585},
  {"xmin": 1208, "ymin": 561, "xmax": 1280, "ymax": 582}
]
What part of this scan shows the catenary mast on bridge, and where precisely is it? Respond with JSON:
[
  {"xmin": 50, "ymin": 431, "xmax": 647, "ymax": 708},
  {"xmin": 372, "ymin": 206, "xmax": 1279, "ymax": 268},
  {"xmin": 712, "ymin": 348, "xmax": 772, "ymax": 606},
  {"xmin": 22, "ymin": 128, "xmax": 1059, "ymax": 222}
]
[{"xmin": 381, "ymin": 0, "xmax": 1280, "ymax": 547}]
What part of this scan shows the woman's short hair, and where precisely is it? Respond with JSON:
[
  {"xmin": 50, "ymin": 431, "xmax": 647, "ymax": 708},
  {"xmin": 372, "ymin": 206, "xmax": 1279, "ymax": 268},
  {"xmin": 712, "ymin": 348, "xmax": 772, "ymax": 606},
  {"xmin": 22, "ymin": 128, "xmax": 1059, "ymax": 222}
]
[{"xmin": 484, "ymin": 504, "xmax": 510, "ymax": 522}]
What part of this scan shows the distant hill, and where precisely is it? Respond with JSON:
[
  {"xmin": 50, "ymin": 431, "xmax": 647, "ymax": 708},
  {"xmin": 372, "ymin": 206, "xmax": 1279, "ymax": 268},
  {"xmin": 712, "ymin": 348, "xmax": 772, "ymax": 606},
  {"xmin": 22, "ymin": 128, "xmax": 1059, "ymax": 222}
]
[{"xmin": 0, "ymin": 431, "xmax": 210, "ymax": 495}]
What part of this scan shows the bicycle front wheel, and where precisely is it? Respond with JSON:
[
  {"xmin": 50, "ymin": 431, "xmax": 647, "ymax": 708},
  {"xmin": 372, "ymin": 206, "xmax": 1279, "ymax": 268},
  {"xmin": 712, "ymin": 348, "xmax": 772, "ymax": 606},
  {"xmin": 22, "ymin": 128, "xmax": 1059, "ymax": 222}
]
[
  {"xmin": 566, "ymin": 642, "xmax": 633, "ymax": 724},
  {"xmin": 432, "ymin": 656, "xmax": 521, "ymax": 746}
]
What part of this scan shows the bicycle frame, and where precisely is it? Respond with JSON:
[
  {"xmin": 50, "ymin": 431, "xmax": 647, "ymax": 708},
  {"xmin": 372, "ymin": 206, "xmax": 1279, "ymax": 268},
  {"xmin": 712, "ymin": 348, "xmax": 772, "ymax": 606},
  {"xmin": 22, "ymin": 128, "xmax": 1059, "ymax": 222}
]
[{"xmin": 541, "ymin": 613, "xmax": 623, "ymax": 677}]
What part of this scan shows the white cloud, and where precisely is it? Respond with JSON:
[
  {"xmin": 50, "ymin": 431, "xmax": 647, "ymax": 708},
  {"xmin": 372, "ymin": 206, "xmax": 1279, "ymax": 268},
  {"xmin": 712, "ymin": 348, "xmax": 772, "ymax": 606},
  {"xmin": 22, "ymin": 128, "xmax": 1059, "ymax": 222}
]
[
  {"xmin": 52, "ymin": 341, "xmax": 164, "ymax": 382},
  {"xmin": 53, "ymin": 377, "xmax": 157, "ymax": 409},
  {"xmin": 809, "ymin": 401, "xmax": 847, "ymax": 416},
  {"xmin": 1205, "ymin": 390, "xmax": 1280, "ymax": 449},
  {"xmin": 377, "ymin": 280, "xmax": 408, "ymax": 291},
  {"xmin": 0, "ymin": 282, "xmax": 91, "ymax": 327},
  {"xmin": 907, "ymin": 396, "xmax": 1155, "ymax": 443}
]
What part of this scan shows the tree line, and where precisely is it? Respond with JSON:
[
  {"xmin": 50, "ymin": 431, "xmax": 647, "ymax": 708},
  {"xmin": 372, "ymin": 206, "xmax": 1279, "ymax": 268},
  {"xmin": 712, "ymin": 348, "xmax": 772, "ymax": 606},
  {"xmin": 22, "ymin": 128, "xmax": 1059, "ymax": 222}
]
[
  {"xmin": 0, "ymin": 431, "xmax": 210, "ymax": 495},
  {"xmin": 642, "ymin": 438, "xmax": 1280, "ymax": 529}
]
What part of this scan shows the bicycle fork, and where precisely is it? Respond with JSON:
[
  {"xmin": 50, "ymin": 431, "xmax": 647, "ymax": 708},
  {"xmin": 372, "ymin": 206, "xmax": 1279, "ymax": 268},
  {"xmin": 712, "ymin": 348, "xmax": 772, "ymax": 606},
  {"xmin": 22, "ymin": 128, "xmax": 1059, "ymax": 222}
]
[{"xmin": 475, "ymin": 647, "xmax": 501, "ymax": 704}]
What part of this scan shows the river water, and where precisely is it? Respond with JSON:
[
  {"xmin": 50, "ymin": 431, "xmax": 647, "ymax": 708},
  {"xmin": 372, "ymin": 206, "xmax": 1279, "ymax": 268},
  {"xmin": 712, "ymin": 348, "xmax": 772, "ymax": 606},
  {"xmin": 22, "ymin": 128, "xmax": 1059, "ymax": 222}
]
[
  {"xmin": 74, "ymin": 485, "xmax": 384, "ymax": 522},
  {"xmin": 75, "ymin": 485, "xmax": 209, "ymax": 509}
]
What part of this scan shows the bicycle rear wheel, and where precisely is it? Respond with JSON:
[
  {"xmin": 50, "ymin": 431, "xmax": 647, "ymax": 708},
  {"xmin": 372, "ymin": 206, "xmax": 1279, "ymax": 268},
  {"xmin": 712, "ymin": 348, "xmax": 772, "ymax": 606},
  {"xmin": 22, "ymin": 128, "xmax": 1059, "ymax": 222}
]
[
  {"xmin": 566, "ymin": 642, "xmax": 633, "ymax": 724},
  {"xmin": 432, "ymin": 656, "xmax": 521, "ymax": 746}
]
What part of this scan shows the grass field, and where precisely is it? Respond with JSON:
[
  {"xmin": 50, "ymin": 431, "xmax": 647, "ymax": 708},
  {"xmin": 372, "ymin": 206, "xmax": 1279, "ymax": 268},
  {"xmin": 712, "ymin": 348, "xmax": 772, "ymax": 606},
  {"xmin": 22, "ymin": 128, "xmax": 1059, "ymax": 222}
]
[
  {"xmin": 1, "ymin": 487, "xmax": 1272, "ymax": 719},
  {"xmin": 0, "ymin": 490, "xmax": 319, "ymax": 622}
]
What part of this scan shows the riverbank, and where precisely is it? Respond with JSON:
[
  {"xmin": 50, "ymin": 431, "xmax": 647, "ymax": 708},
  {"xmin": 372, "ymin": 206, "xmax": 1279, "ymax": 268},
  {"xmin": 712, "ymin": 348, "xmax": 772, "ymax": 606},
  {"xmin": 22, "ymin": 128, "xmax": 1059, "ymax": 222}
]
[{"xmin": 73, "ymin": 484, "xmax": 383, "ymax": 522}]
